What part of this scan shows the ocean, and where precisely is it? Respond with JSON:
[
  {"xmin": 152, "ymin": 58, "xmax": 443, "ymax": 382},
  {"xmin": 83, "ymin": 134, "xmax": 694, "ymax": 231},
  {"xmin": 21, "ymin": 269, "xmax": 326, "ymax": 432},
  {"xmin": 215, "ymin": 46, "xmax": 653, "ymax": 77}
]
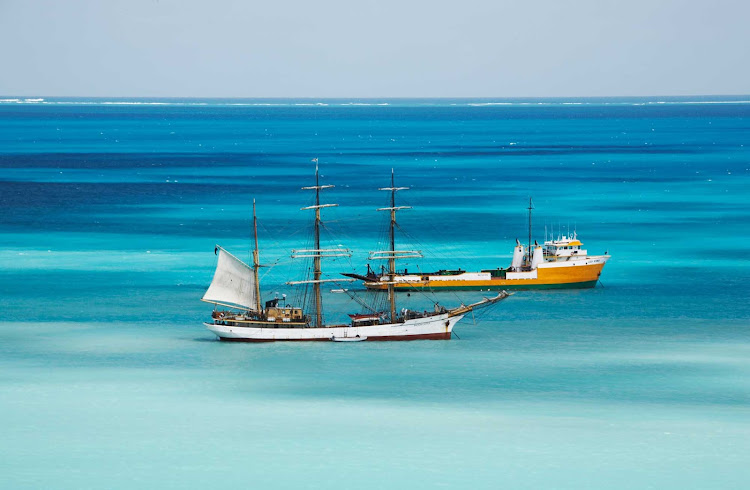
[{"xmin": 1, "ymin": 96, "xmax": 749, "ymax": 488}]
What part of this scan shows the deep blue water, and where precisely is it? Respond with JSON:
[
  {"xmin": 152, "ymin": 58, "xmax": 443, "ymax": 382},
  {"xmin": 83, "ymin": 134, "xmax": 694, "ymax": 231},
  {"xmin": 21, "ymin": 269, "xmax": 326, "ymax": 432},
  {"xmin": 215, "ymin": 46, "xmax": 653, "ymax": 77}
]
[{"xmin": 1, "ymin": 97, "xmax": 749, "ymax": 489}]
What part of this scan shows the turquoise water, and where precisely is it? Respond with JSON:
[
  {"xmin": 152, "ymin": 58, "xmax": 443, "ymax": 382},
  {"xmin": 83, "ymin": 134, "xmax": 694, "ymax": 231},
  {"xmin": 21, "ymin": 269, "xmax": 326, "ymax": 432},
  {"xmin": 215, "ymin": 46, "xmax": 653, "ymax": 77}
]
[{"xmin": 1, "ymin": 97, "xmax": 749, "ymax": 488}]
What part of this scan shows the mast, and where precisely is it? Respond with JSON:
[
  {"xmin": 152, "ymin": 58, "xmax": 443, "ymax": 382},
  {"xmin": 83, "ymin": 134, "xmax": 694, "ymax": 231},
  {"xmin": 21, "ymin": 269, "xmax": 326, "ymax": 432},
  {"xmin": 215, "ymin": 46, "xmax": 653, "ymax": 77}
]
[
  {"xmin": 371, "ymin": 170, "xmax": 420, "ymax": 324},
  {"xmin": 527, "ymin": 197, "xmax": 534, "ymax": 265},
  {"xmin": 291, "ymin": 160, "xmax": 351, "ymax": 327},
  {"xmin": 388, "ymin": 170, "xmax": 397, "ymax": 323},
  {"xmin": 252, "ymin": 199, "xmax": 262, "ymax": 313},
  {"xmin": 313, "ymin": 164, "xmax": 322, "ymax": 327}
]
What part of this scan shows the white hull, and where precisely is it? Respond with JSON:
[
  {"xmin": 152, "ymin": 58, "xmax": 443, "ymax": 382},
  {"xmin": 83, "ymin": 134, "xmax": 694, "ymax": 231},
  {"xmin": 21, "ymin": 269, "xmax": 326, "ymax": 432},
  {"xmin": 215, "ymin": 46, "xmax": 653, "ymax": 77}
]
[{"xmin": 205, "ymin": 313, "xmax": 463, "ymax": 341}]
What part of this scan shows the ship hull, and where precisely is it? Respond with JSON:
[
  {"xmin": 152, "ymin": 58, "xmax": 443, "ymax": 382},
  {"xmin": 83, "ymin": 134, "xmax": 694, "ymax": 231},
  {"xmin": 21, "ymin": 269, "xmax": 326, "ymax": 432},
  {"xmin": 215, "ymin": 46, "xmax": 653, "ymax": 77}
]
[
  {"xmin": 205, "ymin": 313, "xmax": 463, "ymax": 342},
  {"xmin": 382, "ymin": 279, "xmax": 599, "ymax": 291},
  {"xmin": 365, "ymin": 256, "xmax": 609, "ymax": 291}
]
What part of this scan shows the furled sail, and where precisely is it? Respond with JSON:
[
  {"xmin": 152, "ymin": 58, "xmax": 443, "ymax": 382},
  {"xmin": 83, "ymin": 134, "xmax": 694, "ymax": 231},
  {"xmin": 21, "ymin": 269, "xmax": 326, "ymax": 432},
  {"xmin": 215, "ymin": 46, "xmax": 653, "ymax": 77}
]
[{"xmin": 201, "ymin": 247, "xmax": 257, "ymax": 311}]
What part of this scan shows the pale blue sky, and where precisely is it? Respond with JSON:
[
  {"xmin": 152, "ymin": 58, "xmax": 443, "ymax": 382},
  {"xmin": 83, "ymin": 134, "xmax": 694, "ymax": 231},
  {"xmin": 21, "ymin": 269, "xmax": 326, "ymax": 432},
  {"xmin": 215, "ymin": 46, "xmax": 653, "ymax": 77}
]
[{"xmin": 1, "ymin": 0, "xmax": 748, "ymax": 97}]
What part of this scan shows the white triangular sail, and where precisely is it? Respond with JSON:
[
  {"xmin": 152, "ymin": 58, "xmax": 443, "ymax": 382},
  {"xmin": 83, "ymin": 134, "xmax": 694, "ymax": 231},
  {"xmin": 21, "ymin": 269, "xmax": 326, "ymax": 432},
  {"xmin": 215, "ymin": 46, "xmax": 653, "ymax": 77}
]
[{"xmin": 201, "ymin": 247, "xmax": 258, "ymax": 311}]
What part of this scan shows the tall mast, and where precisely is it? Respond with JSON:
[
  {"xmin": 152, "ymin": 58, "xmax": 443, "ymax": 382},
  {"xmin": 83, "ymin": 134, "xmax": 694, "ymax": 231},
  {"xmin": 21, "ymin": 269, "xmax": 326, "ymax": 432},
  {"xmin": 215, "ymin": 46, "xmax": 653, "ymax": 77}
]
[
  {"xmin": 313, "ymin": 164, "xmax": 322, "ymax": 328},
  {"xmin": 252, "ymin": 199, "xmax": 262, "ymax": 313},
  {"xmin": 527, "ymin": 197, "xmax": 534, "ymax": 265},
  {"xmin": 371, "ymin": 170, "xmax": 420, "ymax": 324},
  {"xmin": 291, "ymin": 160, "xmax": 350, "ymax": 327},
  {"xmin": 388, "ymin": 169, "xmax": 397, "ymax": 323}
]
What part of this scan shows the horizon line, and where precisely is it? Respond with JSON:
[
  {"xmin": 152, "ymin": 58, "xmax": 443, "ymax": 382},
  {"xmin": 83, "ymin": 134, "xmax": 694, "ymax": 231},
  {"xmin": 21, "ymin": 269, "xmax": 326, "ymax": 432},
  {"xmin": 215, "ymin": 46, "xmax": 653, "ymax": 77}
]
[{"xmin": 2, "ymin": 94, "xmax": 750, "ymax": 100}]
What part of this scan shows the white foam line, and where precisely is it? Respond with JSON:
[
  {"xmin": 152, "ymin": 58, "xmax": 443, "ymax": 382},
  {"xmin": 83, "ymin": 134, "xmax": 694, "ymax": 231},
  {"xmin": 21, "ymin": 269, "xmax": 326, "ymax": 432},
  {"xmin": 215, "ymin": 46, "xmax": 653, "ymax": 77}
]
[
  {"xmin": 467, "ymin": 102, "xmax": 514, "ymax": 106},
  {"xmin": 462, "ymin": 100, "xmax": 750, "ymax": 107},
  {"xmin": 679, "ymin": 100, "xmax": 750, "ymax": 104},
  {"xmin": 340, "ymin": 103, "xmax": 391, "ymax": 106}
]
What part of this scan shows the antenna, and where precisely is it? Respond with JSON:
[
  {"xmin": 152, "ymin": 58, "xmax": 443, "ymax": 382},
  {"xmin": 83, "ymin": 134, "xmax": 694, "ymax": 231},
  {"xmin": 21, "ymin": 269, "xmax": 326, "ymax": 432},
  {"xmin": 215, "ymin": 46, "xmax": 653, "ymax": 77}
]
[{"xmin": 527, "ymin": 197, "xmax": 534, "ymax": 265}]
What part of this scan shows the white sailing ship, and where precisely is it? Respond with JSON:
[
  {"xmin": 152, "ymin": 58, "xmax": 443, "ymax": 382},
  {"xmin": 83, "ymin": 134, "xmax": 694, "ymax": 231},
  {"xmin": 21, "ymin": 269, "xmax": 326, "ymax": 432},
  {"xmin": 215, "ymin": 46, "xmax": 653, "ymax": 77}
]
[{"xmin": 202, "ymin": 164, "xmax": 509, "ymax": 342}]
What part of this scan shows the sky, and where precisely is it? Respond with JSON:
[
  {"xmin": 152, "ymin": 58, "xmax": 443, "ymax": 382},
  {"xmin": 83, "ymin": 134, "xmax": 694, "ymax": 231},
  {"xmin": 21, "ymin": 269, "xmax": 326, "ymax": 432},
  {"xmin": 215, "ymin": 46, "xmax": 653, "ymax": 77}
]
[{"xmin": 1, "ymin": 0, "xmax": 748, "ymax": 98}]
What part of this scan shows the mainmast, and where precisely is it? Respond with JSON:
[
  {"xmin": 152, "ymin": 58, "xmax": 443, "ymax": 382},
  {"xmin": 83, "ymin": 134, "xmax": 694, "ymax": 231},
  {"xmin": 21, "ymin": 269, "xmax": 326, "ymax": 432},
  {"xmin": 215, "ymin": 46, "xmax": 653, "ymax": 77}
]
[
  {"xmin": 311, "ymin": 164, "xmax": 323, "ymax": 327},
  {"xmin": 252, "ymin": 199, "xmax": 262, "ymax": 313},
  {"xmin": 313, "ymin": 166, "xmax": 323, "ymax": 327},
  {"xmin": 291, "ymin": 160, "xmax": 351, "ymax": 327}
]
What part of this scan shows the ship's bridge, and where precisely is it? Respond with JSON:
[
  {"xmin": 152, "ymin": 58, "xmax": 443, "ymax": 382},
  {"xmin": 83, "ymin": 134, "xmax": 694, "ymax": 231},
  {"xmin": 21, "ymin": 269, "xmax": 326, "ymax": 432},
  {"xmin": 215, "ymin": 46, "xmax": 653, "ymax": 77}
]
[{"xmin": 543, "ymin": 233, "xmax": 588, "ymax": 258}]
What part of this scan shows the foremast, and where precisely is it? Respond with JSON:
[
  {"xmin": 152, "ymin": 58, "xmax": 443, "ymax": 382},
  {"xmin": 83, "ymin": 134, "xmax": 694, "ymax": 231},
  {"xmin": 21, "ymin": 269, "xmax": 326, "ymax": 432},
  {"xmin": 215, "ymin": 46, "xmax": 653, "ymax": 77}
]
[
  {"xmin": 366, "ymin": 170, "xmax": 511, "ymax": 322},
  {"xmin": 372, "ymin": 169, "xmax": 421, "ymax": 323}
]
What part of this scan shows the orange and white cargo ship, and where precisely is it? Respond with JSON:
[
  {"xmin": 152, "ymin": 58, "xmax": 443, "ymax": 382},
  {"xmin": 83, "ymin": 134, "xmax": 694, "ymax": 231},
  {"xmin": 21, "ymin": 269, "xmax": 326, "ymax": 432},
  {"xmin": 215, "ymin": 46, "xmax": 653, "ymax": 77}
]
[{"xmin": 346, "ymin": 231, "xmax": 609, "ymax": 291}]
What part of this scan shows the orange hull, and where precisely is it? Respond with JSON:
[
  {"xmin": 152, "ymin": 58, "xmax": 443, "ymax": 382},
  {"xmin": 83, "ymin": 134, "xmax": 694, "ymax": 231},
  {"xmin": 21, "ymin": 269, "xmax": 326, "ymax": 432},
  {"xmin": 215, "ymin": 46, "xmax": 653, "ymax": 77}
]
[{"xmin": 367, "ymin": 261, "xmax": 606, "ymax": 291}]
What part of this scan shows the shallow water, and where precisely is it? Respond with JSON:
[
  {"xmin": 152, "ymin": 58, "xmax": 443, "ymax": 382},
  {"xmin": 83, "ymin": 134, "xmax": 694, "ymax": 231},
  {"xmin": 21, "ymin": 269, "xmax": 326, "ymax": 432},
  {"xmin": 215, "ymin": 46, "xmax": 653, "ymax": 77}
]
[{"xmin": 1, "ymin": 97, "xmax": 749, "ymax": 488}]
